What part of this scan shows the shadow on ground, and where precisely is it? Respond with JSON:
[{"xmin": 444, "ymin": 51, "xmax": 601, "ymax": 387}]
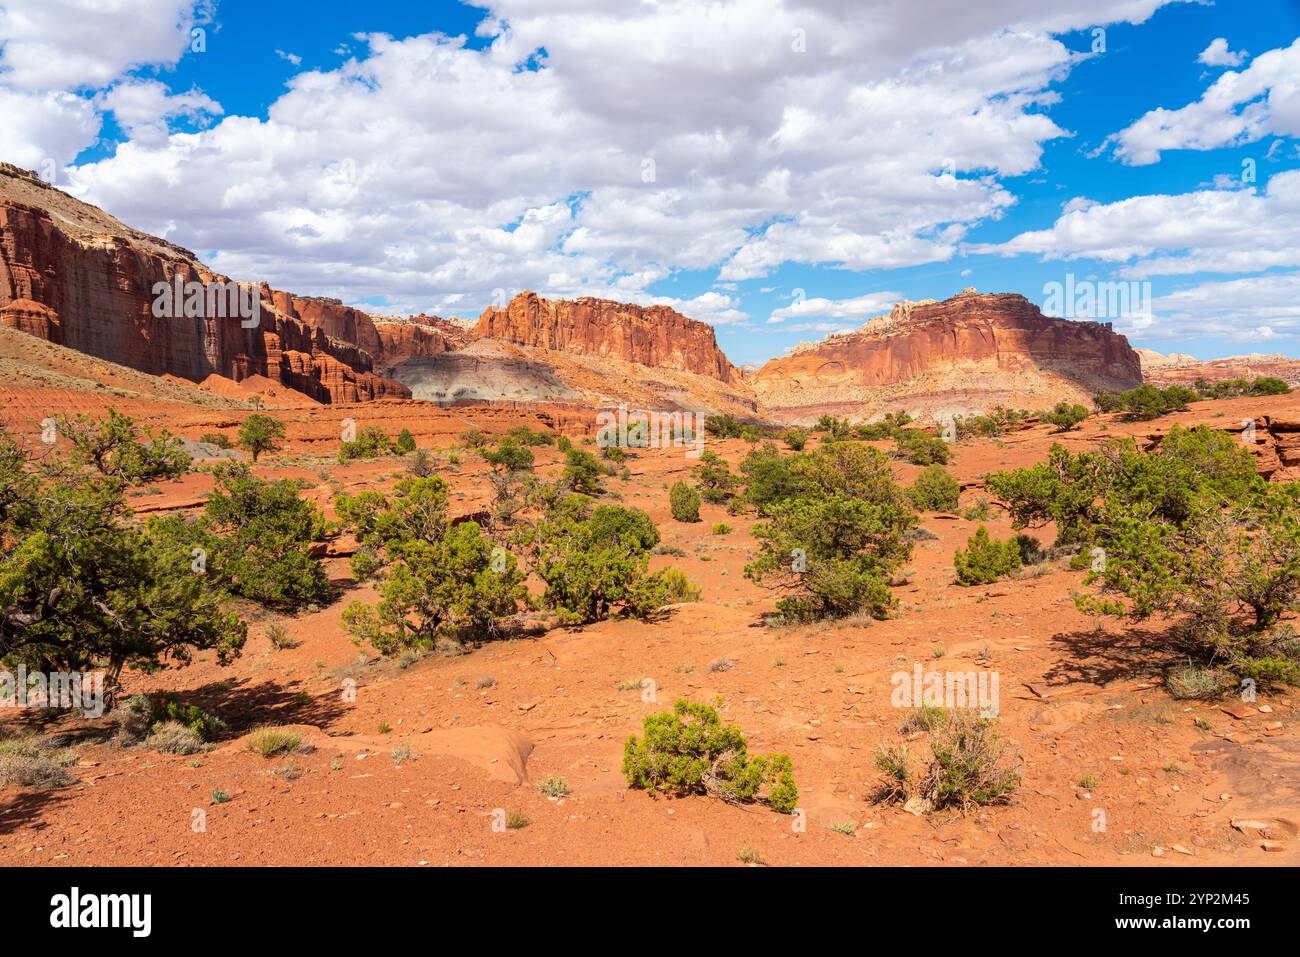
[{"xmin": 1044, "ymin": 625, "xmax": 1172, "ymax": 687}]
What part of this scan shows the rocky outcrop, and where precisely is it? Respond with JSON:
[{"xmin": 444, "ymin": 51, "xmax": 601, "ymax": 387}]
[
  {"xmin": 1138, "ymin": 348, "xmax": 1300, "ymax": 389},
  {"xmin": 373, "ymin": 315, "xmax": 468, "ymax": 371},
  {"xmin": 474, "ymin": 291, "xmax": 738, "ymax": 383},
  {"xmin": 393, "ymin": 343, "xmax": 582, "ymax": 406},
  {"xmin": 753, "ymin": 290, "xmax": 1143, "ymax": 423},
  {"xmin": 0, "ymin": 164, "xmax": 408, "ymax": 404},
  {"xmin": 1254, "ymin": 415, "xmax": 1300, "ymax": 482},
  {"xmin": 0, "ymin": 298, "xmax": 61, "ymax": 342}
]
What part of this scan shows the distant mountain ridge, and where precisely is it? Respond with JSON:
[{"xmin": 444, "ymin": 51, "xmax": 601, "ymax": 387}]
[{"xmin": 0, "ymin": 163, "xmax": 1206, "ymax": 422}]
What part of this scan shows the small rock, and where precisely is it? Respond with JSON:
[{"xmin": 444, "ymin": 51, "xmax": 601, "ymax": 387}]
[
  {"xmin": 903, "ymin": 796, "xmax": 933, "ymax": 817},
  {"xmin": 1231, "ymin": 818, "xmax": 1275, "ymax": 832}
]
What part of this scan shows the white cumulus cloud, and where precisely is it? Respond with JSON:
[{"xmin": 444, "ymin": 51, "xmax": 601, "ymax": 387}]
[{"xmin": 1110, "ymin": 37, "xmax": 1300, "ymax": 165}]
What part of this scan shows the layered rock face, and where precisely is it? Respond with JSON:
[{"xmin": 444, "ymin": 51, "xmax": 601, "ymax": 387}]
[
  {"xmin": 753, "ymin": 290, "xmax": 1143, "ymax": 422},
  {"xmin": 474, "ymin": 291, "xmax": 738, "ymax": 383},
  {"xmin": 0, "ymin": 164, "xmax": 408, "ymax": 404},
  {"xmin": 1137, "ymin": 348, "xmax": 1300, "ymax": 389},
  {"xmin": 0, "ymin": 298, "xmax": 61, "ymax": 342},
  {"xmin": 373, "ymin": 315, "xmax": 468, "ymax": 371}
]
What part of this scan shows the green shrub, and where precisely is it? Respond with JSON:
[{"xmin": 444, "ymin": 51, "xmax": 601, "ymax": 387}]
[
  {"xmin": 237, "ymin": 413, "xmax": 285, "ymax": 463},
  {"xmin": 961, "ymin": 498, "xmax": 994, "ymax": 521},
  {"xmin": 669, "ymin": 481, "xmax": 701, "ymax": 522},
  {"xmin": 1095, "ymin": 384, "xmax": 1198, "ymax": 420},
  {"xmin": 745, "ymin": 443, "xmax": 915, "ymax": 621},
  {"xmin": 651, "ymin": 567, "xmax": 701, "ymax": 604},
  {"xmin": 705, "ymin": 414, "xmax": 773, "ymax": 440},
  {"xmin": 987, "ymin": 424, "xmax": 1297, "ymax": 690},
  {"xmin": 132, "ymin": 694, "xmax": 227, "ymax": 740},
  {"xmin": 340, "ymin": 484, "xmax": 525, "ymax": 653},
  {"xmin": 694, "ymin": 451, "xmax": 740, "ymax": 506},
  {"xmin": 246, "ymin": 727, "xmax": 304, "ymax": 757},
  {"xmin": 951, "ymin": 406, "xmax": 1029, "ymax": 441},
  {"xmin": 986, "ymin": 426, "xmax": 1262, "ymax": 548},
  {"xmin": 813, "ymin": 414, "xmax": 851, "ymax": 440},
  {"xmin": 481, "ymin": 437, "xmax": 534, "ymax": 473},
  {"xmin": 623, "ymin": 700, "xmax": 798, "ymax": 813},
  {"xmin": 953, "ymin": 526, "xmax": 1022, "ymax": 585},
  {"xmin": 852, "ymin": 410, "xmax": 913, "ymax": 441},
  {"xmin": 1076, "ymin": 487, "xmax": 1300, "ymax": 690},
  {"xmin": 200, "ymin": 432, "xmax": 233, "ymax": 449},
  {"xmin": 908, "ymin": 465, "xmax": 960, "ymax": 512},
  {"xmin": 874, "ymin": 711, "xmax": 1019, "ymax": 811},
  {"xmin": 525, "ymin": 497, "xmax": 682, "ymax": 623},
  {"xmin": 1249, "ymin": 376, "xmax": 1292, "ymax": 395},
  {"xmin": 147, "ymin": 721, "xmax": 205, "ymax": 755},
  {"xmin": 55, "ymin": 407, "xmax": 189, "ymax": 483},
  {"xmin": 339, "ymin": 425, "xmax": 396, "ymax": 462},
  {"xmin": 537, "ymin": 776, "xmax": 570, "ymax": 798},
  {"xmin": 562, "ymin": 447, "xmax": 606, "ymax": 495},
  {"xmin": 895, "ymin": 429, "xmax": 951, "ymax": 465},
  {"xmin": 1045, "ymin": 401, "xmax": 1088, "ymax": 433},
  {"xmin": 0, "ymin": 425, "xmax": 245, "ymax": 702},
  {"xmin": 175, "ymin": 462, "xmax": 329, "ymax": 608},
  {"xmin": 395, "ymin": 428, "xmax": 416, "ymax": 453},
  {"xmin": 506, "ymin": 425, "xmax": 555, "ymax": 446},
  {"xmin": 1192, "ymin": 376, "xmax": 1291, "ymax": 399},
  {"xmin": 712, "ymin": 522, "xmax": 732, "ymax": 535},
  {"xmin": 739, "ymin": 442, "xmax": 797, "ymax": 514},
  {"xmin": 783, "ymin": 428, "xmax": 808, "ymax": 451}
]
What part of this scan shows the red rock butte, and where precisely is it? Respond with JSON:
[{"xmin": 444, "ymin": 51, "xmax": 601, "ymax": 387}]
[
  {"xmin": 1, "ymin": 163, "xmax": 1159, "ymax": 421},
  {"xmin": 474, "ymin": 291, "xmax": 738, "ymax": 384},
  {"xmin": 752, "ymin": 289, "xmax": 1143, "ymax": 423}
]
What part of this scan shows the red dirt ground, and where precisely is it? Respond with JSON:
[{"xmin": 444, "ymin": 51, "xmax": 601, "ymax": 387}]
[{"xmin": 2, "ymin": 367, "xmax": 1298, "ymax": 866}]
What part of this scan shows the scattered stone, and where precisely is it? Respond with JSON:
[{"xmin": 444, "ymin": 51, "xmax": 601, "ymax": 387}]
[
  {"xmin": 903, "ymin": 796, "xmax": 932, "ymax": 817},
  {"xmin": 1231, "ymin": 818, "xmax": 1275, "ymax": 832}
]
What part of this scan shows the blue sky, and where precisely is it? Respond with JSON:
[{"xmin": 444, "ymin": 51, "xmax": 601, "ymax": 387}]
[{"xmin": 3, "ymin": 0, "xmax": 1299, "ymax": 367}]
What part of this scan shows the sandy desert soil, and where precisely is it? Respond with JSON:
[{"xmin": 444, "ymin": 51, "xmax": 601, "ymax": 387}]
[{"xmin": 1, "ymin": 353, "xmax": 1298, "ymax": 867}]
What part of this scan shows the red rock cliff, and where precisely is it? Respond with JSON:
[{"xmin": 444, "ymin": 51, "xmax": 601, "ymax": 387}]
[
  {"xmin": 753, "ymin": 290, "xmax": 1143, "ymax": 421},
  {"xmin": 0, "ymin": 164, "xmax": 408, "ymax": 404},
  {"xmin": 372, "ymin": 315, "xmax": 468, "ymax": 370},
  {"xmin": 473, "ymin": 291, "xmax": 738, "ymax": 383}
]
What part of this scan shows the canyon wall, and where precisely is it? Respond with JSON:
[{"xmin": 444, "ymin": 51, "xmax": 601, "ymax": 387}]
[
  {"xmin": 474, "ymin": 291, "xmax": 738, "ymax": 384},
  {"xmin": 0, "ymin": 164, "xmax": 407, "ymax": 404}
]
